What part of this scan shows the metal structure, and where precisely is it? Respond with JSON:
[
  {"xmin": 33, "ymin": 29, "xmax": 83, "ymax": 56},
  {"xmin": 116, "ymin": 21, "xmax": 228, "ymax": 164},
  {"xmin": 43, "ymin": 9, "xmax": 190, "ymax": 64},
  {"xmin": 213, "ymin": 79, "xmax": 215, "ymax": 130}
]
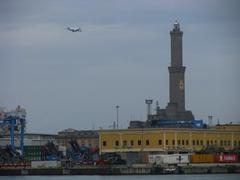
[
  {"xmin": 148, "ymin": 119, "xmax": 203, "ymax": 128},
  {"xmin": 145, "ymin": 99, "xmax": 153, "ymax": 119},
  {"xmin": 41, "ymin": 141, "xmax": 62, "ymax": 161},
  {"xmin": 67, "ymin": 139, "xmax": 99, "ymax": 163},
  {"xmin": 0, "ymin": 117, "xmax": 25, "ymax": 154}
]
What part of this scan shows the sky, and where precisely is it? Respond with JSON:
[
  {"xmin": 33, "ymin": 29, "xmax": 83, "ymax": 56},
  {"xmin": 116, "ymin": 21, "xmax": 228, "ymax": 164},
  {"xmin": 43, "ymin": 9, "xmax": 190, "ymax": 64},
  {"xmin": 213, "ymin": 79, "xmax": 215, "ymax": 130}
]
[{"xmin": 0, "ymin": 0, "xmax": 239, "ymax": 134}]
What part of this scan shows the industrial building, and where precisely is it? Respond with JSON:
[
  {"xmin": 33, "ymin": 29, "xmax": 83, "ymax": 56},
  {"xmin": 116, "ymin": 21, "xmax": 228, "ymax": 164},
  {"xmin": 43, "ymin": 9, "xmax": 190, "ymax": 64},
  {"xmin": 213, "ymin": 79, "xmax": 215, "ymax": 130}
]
[
  {"xmin": 0, "ymin": 133, "xmax": 57, "ymax": 147},
  {"xmin": 99, "ymin": 127, "xmax": 240, "ymax": 154},
  {"xmin": 56, "ymin": 128, "xmax": 99, "ymax": 148}
]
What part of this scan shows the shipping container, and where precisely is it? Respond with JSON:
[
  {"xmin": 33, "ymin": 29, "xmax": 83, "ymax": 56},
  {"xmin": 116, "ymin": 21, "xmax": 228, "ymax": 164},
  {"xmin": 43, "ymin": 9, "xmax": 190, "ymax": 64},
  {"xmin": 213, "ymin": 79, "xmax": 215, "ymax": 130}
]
[
  {"xmin": 149, "ymin": 154, "xmax": 165, "ymax": 164},
  {"xmin": 190, "ymin": 154, "xmax": 214, "ymax": 163},
  {"xmin": 24, "ymin": 146, "xmax": 42, "ymax": 154},
  {"xmin": 31, "ymin": 161, "xmax": 61, "ymax": 168},
  {"xmin": 23, "ymin": 145, "xmax": 42, "ymax": 161},
  {"xmin": 25, "ymin": 156, "xmax": 41, "ymax": 161},
  {"xmin": 148, "ymin": 154, "xmax": 189, "ymax": 165},
  {"xmin": 214, "ymin": 154, "xmax": 238, "ymax": 163}
]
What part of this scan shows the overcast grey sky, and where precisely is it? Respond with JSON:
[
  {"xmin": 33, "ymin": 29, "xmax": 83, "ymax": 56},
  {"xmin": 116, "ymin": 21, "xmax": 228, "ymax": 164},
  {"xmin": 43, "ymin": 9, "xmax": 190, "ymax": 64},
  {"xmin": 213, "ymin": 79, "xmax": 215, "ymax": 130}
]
[{"xmin": 0, "ymin": 0, "xmax": 239, "ymax": 133}]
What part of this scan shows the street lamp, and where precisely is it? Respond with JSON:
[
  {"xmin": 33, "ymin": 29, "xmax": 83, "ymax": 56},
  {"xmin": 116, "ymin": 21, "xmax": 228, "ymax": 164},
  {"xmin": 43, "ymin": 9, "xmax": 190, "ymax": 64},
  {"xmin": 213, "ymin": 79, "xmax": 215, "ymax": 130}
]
[{"xmin": 116, "ymin": 105, "xmax": 119, "ymax": 129}]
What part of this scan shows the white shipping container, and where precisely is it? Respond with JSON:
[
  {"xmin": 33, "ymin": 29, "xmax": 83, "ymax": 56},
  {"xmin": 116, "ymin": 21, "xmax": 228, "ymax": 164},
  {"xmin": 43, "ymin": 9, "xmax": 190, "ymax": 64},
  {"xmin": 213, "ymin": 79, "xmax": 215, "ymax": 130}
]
[
  {"xmin": 31, "ymin": 161, "xmax": 61, "ymax": 168},
  {"xmin": 148, "ymin": 154, "xmax": 189, "ymax": 165}
]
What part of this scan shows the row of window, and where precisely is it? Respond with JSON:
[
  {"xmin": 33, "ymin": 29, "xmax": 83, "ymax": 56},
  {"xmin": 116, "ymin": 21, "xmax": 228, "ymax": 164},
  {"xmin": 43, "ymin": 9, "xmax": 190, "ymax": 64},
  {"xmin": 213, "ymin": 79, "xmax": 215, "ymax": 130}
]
[
  {"xmin": 102, "ymin": 139, "xmax": 240, "ymax": 147},
  {"xmin": 115, "ymin": 140, "xmax": 145, "ymax": 146}
]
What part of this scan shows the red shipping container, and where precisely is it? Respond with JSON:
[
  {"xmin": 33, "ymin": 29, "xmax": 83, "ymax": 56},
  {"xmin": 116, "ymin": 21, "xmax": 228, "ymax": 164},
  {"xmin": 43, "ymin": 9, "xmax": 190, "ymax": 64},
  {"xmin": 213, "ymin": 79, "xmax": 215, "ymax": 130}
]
[{"xmin": 215, "ymin": 154, "xmax": 238, "ymax": 163}]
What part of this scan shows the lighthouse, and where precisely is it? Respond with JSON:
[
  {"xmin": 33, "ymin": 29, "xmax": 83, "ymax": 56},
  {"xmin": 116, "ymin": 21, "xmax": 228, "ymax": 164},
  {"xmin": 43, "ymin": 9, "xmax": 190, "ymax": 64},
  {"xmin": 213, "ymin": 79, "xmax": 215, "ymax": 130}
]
[
  {"xmin": 129, "ymin": 21, "xmax": 195, "ymax": 129},
  {"xmin": 168, "ymin": 21, "xmax": 185, "ymax": 111}
]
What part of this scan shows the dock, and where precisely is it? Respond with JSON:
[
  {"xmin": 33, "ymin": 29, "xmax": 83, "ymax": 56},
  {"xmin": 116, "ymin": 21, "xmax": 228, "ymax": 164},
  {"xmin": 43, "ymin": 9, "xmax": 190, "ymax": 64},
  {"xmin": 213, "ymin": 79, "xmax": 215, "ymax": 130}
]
[{"xmin": 1, "ymin": 164, "xmax": 240, "ymax": 176}]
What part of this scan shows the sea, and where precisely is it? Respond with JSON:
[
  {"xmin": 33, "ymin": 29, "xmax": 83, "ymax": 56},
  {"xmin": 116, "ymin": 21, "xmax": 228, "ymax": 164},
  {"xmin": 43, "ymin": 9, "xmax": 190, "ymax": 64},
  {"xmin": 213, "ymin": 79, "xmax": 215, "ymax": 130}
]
[{"xmin": 1, "ymin": 174, "xmax": 240, "ymax": 180}]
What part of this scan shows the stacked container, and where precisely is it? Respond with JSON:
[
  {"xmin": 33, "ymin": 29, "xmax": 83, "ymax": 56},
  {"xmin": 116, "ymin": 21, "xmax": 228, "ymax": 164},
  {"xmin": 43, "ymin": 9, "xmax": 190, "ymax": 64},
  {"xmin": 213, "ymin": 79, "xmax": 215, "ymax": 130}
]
[{"xmin": 24, "ymin": 146, "xmax": 42, "ymax": 161}]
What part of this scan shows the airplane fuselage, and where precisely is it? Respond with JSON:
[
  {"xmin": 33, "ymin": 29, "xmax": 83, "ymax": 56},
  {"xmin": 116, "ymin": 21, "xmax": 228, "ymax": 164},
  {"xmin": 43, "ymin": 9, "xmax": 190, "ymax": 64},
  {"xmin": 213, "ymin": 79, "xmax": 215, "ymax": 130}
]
[{"xmin": 67, "ymin": 27, "xmax": 81, "ymax": 32}]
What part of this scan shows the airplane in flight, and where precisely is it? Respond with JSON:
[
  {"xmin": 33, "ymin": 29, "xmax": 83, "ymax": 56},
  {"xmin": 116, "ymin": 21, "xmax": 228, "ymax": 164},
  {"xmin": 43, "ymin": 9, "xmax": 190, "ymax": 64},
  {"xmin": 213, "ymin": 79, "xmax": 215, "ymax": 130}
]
[{"xmin": 67, "ymin": 27, "xmax": 82, "ymax": 32}]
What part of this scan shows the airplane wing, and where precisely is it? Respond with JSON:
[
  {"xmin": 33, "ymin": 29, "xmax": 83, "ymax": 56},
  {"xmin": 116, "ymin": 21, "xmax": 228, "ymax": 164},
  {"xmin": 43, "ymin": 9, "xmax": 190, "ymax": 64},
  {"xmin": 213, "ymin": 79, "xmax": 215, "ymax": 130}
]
[{"xmin": 66, "ymin": 27, "xmax": 81, "ymax": 32}]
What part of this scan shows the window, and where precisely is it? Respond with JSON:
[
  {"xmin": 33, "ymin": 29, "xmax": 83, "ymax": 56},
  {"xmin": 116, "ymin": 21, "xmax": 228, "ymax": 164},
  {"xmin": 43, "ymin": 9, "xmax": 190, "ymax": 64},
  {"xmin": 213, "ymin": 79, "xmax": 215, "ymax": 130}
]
[
  {"xmin": 200, "ymin": 140, "xmax": 203, "ymax": 145},
  {"xmin": 196, "ymin": 140, "xmax": 199, "ymax": 146},
  {"xmin": 210, "ymin": 140, "xmax": 213, "ymax": 145},
  {"xmin": 172, "ymin": 140, "xmax": 175, "ymax": 145},
  {"xmin": 224, "ymin": 141, "xmax": 227, "ymax": 146},
  {"xmin": 234, "ymin": 141, "xmax": 237, "ymax": 147},
  {"xmin": 123, "ymin": 140, "xmax": 127, "ymax": 146},
  {"xmin": 182, "ymin": 140, "xmax": 185, "ymax": 145},
  {"xmin": 228, "ymin": 141, "xmax": 230, "ymax": 146},
  {"xmin": 138, "ymin": 140, "xmax": 141, "ymax": 146},
  {"xmin": 220, "ymin": 140, "xmax": 223, "ymax": 146},
  {"xmin": 178, "ymin": 140, "xmax": 181, "ymax": 145},
  {"xmin": 115, "ymin": 141, "xmax": 119, "ymax": 146},
  {"xmin": 192, "ymin": 140, "xmax": 195, "ymax": 145},
  {"xmin": 131, "ymin": 140, "xmax": 134, "ymax": 146},
  {"xmin": 207, "ymin": 140, "xmax": 209, "ymax": 146},
  {"xmin": 158, "ymin": 140, "xmax": 162, "ymax": 145},
  {"xmin": 166, "ymin": 140, "xmax": 168, "ymax": 145},
  {"xmin": 146, "ymin": 140, "xmax": 150, "ymax": 145},
  {"xmin": 186, "ymin": 140, "xmax": 189, "ymax": 145},
  {"xmin": 103, "ymin": 141, "xmax": 107, "ymax": 146}
]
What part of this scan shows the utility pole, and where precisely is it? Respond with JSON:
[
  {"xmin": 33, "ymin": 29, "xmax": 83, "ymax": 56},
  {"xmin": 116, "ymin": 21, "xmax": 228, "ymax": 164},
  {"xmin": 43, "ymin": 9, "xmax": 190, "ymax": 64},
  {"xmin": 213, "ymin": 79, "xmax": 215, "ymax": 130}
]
[{"xmin": 116, "ymin": 105, "xmax": 119, "ymax": 129}]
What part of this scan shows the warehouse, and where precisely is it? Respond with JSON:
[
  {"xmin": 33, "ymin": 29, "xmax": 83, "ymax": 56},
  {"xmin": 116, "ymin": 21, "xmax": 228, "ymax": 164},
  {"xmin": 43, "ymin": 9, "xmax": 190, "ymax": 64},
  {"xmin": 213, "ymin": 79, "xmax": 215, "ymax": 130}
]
[
  {"xmin": 56, "ymin": 128, "xmax": 99, "ymax": 148},
  {"xmin": 99, "ymin": 127, "xmax": 240, "ymax": 154}
]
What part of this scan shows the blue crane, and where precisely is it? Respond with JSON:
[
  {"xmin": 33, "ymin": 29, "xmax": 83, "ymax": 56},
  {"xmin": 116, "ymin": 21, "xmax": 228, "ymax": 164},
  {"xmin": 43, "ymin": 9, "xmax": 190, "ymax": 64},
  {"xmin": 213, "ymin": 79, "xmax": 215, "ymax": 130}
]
[{"xmin": 0, "ymin": 117, "xmax": 25, "ymax": 155}]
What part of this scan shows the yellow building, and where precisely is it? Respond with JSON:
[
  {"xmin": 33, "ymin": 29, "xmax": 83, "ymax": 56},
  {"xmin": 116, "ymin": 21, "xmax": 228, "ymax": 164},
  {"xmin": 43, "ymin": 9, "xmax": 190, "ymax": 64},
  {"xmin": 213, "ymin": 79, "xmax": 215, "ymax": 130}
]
[
  {"xmin": 99, "ymin": 127, "xmax": 240, "ymax": 154},
  {"xmin": 215, "ymin": 124, "xmax": 240, "ymax": 131}
]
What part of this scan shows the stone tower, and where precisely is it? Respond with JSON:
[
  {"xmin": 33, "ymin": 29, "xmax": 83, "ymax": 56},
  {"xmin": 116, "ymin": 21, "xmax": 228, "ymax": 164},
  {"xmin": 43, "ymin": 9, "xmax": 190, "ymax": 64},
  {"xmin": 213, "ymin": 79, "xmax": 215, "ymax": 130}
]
[
  {"xmin": 168, "ymin": 21, "xmax": 185, "ymax": 111},
  {"xmin": 158, "ymin": 21, "xmax": 194, "ymax": 121},
  {"xmin": 129, "ymin": 21, "xmax": 195, "ymax": 129}
]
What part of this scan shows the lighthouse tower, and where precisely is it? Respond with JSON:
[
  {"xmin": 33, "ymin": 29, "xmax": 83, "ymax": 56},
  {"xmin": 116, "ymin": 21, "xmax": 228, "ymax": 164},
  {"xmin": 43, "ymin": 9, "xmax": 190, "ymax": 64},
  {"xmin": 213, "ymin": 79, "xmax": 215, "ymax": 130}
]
[
  {"xmin": 164, "ymin": 21, "xmax": 194, "ymax": 120},
  {"xmin": 129, "ymin": 21, "xmax": 195, "ymax": 129},
  {"xmin": 169, "ymin": 21, "xmax": 185, "ymax": 111}
]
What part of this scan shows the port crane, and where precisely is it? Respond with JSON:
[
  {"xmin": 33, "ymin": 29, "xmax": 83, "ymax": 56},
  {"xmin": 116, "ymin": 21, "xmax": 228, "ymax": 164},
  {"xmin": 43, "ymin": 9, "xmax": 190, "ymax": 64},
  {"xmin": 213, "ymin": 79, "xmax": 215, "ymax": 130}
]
[{"xmin": 0, "ymin": 117, "xmax": 25, "ymax": 155}]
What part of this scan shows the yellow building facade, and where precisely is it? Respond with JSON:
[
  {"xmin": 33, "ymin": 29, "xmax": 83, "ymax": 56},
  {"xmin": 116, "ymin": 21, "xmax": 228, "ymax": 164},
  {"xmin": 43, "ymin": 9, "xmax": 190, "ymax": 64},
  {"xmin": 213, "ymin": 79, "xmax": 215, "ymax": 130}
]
[
  {"xmin": 99, "ymin": 128, "xmax": 240, "ymax": 154},
  {"xmin": 215, "ymin": 124, "xmax": 240, "ymax": 131}
]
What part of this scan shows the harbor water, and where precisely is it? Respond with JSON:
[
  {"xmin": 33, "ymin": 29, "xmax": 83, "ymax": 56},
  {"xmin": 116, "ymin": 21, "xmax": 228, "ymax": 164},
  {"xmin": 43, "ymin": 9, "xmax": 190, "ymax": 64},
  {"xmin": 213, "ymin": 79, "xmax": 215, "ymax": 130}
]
[{"xmin": 1, "ymin": 174, "xmax": 240, "ymax": 180}]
